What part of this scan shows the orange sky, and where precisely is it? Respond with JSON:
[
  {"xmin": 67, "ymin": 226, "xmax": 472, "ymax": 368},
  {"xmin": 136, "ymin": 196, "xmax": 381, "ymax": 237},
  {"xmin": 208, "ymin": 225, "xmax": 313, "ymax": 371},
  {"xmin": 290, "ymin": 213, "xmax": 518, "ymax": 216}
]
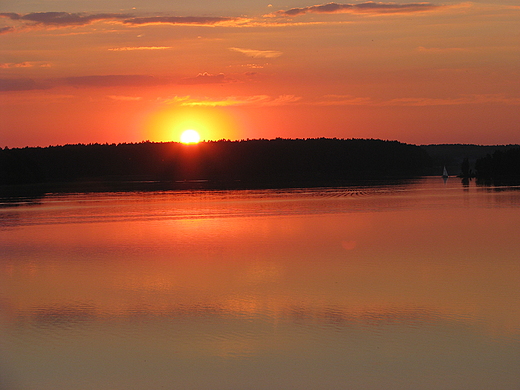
[{"xmin": 1, "ymin": 0, "xmax": 519, "ymax": 147}]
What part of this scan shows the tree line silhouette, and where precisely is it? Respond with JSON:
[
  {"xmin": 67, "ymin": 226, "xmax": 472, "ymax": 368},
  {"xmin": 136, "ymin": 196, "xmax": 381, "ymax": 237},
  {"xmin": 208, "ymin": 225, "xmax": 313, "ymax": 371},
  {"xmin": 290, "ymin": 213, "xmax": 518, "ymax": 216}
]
[
  {"xmin": 474, "ymin": 147, "xmax": 520, "ymax": 184},
  {"xmin": 0, "ymin": 138, "xmax": 433, "ymax": 191}
]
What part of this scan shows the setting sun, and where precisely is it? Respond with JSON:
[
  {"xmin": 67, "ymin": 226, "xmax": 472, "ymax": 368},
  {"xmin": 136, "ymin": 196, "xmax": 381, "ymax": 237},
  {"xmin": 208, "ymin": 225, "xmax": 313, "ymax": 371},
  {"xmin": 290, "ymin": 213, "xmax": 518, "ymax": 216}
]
[
  {"xmin": 180, "ymin": 129, "xmax": 201, "ymax": 144},
  {"xmin": 143, "ymin": 106, "xmax": 240, "ymax": 143}
]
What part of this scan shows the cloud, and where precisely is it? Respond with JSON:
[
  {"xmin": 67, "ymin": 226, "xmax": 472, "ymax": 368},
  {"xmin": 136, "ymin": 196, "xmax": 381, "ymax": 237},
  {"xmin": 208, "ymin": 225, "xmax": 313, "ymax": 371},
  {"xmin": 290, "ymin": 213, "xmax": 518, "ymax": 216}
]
[
  {"xmin": 313, "ymin": 93, "xmax": 520, "ymax": 107},
  {"xmin": 0, "ymin": 11, "xmax": 132, "ymax": 26},
  {"xmin": 122, "ymin": 16, "xmax": 242, "ymax": 26},
  {"xmin": 0, "ymin": 78, "xmax": 49, "ymax": 91},
  {"xmin": 276, "ymin": 2, "xmax": 440, "ymax": 16},
  {"xmin": 3, "ymin": 6, "xmax": 429, "ymax": 34},
  {"xmin": 229, "ymin": 47, "xmax": 283, "ymax": 58},
  {"xmin": 107, "ymin": 95, "xmax": 143, "ymax": 101},
  {"xmin": 0, "ymin": 12, "xmax": 21, "ymax": 20},
  {"xmin": 61, "ymin": 75, "xmax": 163, "ymax": 87},
  {"xmin": 383, "ymin": 94, "xmax": 520, "ymax": 106},
  {"xmin": 0, "ymin": 61, "xmax": 51, "ymax": 68},
  {"xmin": 178, "ymin": 72, "xmax": 231, "ymax": 85},
  {"xmin": 315, "ymin": 94, "xmax": 373, "ymax": 105},
  {"xmin": 108, "ymin": 46, "xmax": 172, "ymax": 51},
  {"xmin": 0, "ymin": 74, "xmax": 171, "ymax": 92},
  {"xmin": 1, "ymin": 75, "xmax": 163, "ymax": 91},
  {"xmin": 0, "ymin": 12, "xmax": 245, "ymax": 32},
  {"xmin": 0, "ymin": 26, "xmax": 14, "ymax": 34},
  {"xmin": 417, "ymin": 46, "xmax": 470, "ymax": 52},
  {"xmin": 166, "ymin": 94, "xmax": 301, "ymax": 107},
  {"xmin": 261, "ymin": 94, "xmax": 302, "ymax": 106}
]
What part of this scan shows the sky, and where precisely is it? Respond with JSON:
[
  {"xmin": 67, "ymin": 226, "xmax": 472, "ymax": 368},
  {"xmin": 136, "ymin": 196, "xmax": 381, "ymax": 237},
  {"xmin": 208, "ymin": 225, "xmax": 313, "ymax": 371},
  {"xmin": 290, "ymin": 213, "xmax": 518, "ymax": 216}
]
[{"xmin": 1, "ymin": 0, "xmax": 519, "ymax": 147}]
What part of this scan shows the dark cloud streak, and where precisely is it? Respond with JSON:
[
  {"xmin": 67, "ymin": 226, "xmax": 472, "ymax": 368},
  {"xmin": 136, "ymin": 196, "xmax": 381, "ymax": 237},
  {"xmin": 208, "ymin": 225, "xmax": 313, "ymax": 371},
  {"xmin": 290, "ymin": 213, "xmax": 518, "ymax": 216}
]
[
  {"xmin": 0, "ymin": 12, "xmax": 21, "ymax": 20},
  {"xmin": 0, "ymin": 26, "xmax": 15, "ymax": 34},
  {"xmin": 0, "ymin": 11, "xmax": 132, "ymax": 26},
  {"xmin": 61, "ymin": 75, "xmax": 163, "ymax": 87},
  {"xmin": 0, "ymin": 78, "xmax": 49, "ymax": 91},
  {"xmin": 278, "ymin": 1, "xmax": 440, "ymax": 16},
  {"xmin": 1, "ymin": 73, "xmax": 235, "ymax": 92},
  {"xmin": 0, "ymin": 12, "xmax": 241, "ymax": 32},
  {"xmin": 0, "ymin": 75, "xmax": 166, "ymax": 92}
]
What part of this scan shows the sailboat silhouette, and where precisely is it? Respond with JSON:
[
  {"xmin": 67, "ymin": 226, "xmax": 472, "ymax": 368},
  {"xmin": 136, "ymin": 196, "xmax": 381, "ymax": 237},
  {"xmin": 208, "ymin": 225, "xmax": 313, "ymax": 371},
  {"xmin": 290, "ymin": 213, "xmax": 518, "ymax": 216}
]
[{"xmin": 442, "ymin": 166, "xmax": 449, "ymax": 183}]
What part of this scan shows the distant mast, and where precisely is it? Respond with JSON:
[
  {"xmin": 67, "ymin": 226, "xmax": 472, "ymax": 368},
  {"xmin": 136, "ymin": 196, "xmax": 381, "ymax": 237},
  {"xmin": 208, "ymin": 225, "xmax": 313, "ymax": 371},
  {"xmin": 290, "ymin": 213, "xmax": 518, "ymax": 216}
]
[{"xmin": 442, "ymin": 166, "xmax": 449, "ymax": 179}]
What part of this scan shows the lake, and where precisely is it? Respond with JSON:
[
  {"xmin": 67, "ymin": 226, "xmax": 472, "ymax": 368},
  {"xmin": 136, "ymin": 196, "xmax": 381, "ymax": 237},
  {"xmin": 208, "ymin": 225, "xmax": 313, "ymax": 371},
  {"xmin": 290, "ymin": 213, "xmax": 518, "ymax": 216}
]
[{"xmin": 1, "ymin": 177, "xmax": 519, "ymax": 390}]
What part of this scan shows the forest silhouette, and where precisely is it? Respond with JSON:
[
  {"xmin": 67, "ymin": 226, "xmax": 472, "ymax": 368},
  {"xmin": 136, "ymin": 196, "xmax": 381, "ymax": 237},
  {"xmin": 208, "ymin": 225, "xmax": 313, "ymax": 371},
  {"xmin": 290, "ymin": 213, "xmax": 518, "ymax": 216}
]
[
  {"xmin": 0, "ymin": 138, "xmax": 433, "ymax": 192},
  {"xmin": 474, "ymin": 147, "xmax": 520, "ymax": 184}
]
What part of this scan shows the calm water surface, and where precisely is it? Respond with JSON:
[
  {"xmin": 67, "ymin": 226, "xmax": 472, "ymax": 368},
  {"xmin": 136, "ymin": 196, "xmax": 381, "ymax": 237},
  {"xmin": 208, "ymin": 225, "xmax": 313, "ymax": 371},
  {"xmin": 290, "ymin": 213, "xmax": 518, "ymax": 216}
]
[{"xmin": 1, "ymin": 177, "xmax": 519, "ymax": 390}]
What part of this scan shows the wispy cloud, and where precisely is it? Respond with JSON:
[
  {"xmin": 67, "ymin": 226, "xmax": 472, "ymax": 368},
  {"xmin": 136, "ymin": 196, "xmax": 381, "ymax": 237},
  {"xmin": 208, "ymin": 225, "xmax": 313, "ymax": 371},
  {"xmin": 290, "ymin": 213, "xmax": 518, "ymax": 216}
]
[
  {"xmin": 314, "ymin": 94, "xmax": 373, "ymax": 105},
  {"xmin": 275, "ymin": 2, "xmax": 441, "ymax": 17},
  {"xmin": 122, "ymin": 16, "xmax": 244, "ymax": 26},
  {"xmin": 60, "ymin": 75, "xmax": 163, "ymax": 87},
  {"xmin": 163, "ymin": 94, "xmax": 301, "ymax": 107},
  {"xmin": 229, "ymin": 47, "xmax": 283, "ymax": 58},
  {"xmin": 0, "ymin": 61, "xmax": 51, "ymax": 68},
  {"xmin": 312, "ymin": 94, "xmax": 520, "ymax": 106},
  {"xmin": 178, "ymin": 72, "xmax": 232, "ymax": 85},
  {"xmin": 108, "ymin": 46, "xmax": 172, "ymax": 51},
  {"xmin": 417, "ymin": 46, "xmax": 471, "ymax": 52},
  {"xmin": 263, "ymin": 94, "xmax": 302, "ymax": 105},
  {"xmin": 383, "ymin": 94, "xmax": 520, "ymax": 106},
  {"xmin": 107, "ymin": 95, "xmax": 143, "ymax": 101}
]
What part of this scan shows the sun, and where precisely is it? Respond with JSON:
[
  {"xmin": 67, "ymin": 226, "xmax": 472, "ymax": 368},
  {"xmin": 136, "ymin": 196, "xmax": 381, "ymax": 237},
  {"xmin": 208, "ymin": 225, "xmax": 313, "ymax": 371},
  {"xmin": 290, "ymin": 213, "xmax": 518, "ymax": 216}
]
[{"xmin": 180, "ymin": 129, "xmax": 201, "ymax": 144}]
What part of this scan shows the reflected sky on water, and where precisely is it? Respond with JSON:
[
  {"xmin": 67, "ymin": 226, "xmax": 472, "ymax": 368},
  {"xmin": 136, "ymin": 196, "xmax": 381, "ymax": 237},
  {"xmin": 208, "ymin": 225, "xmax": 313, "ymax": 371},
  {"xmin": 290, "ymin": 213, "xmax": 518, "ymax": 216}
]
[{"xmin": 1, "ymin": 177, "xmax": 519, "ymax": 390}]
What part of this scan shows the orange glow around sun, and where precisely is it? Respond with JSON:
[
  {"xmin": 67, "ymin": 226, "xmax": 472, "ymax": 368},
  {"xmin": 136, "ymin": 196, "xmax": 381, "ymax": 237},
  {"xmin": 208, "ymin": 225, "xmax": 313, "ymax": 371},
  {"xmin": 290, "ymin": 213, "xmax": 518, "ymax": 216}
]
[{"xmin": 143, "ymin": 106, "xmax": 241, "ymax": 143}]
